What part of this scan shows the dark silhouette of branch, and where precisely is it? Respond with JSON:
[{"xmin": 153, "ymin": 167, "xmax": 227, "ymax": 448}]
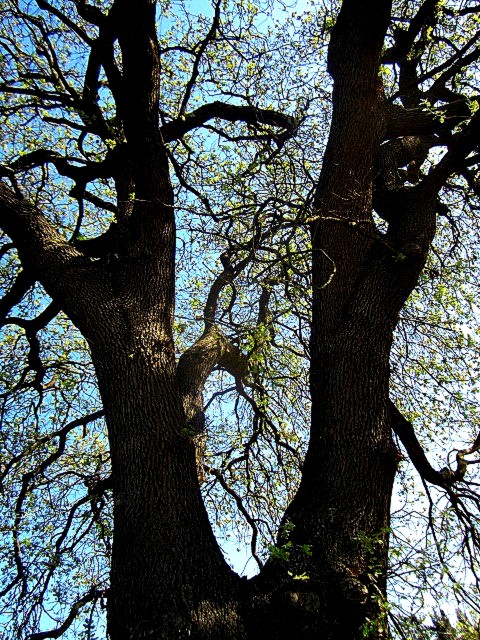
[
  {"xmin": 390, "ymin": 400, "xmax": 480, "ymax": 488},
  {"xmin": 161, "ymin": 101, "xmax": 298, "ymax": 144},
  {"xmin": 0, "ymin": 270, "xmax": 33, "ymax": 324},
  {"xmin": 205, "ymin": 464, "xmax": 263, "ymax": 569},
  {"xmin": 179, "ymin": 0, "xmax": 221, "ymax": 116},
  {"xmin": 28, "ymin": 586, "xmax": 107, "ymax": 640}
]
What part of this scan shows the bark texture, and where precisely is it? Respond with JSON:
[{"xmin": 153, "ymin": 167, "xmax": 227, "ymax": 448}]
[{"xmin": 256, "ymin": 3, "xmax": 400, "ymax": 637}]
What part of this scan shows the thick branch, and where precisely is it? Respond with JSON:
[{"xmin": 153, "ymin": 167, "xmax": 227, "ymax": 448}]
[
  {"xmin": 383, "ymin": 0, "xmax": 441, "ymax": 64},
  {"xmin": 373, "ymin": 135, "xmax": 439, "ymax": 221},
  {"xmin": 161, "ymin": 101, "xmax": 298, "ymax": 144},
  {"xmin": 421, "ymin": 109, "xmax": 480, "ymax": 194},
  {"xmin": 0, "ymin": 182, "xmax": 87, "ymax": 274},
  {"xmin": 73, "ymin": 0, "xmax": 107, "ymax": 27},
  {"xmin": 2, "ymin": 148, "xmax": 116, "ymax": 186},
  {"xmin": 384, "ymin": 104, "xmax": 440, "ymax": 140},
  {"xmin": 0, "ymin": 182, "xmax": 111, "ymax": 333},
  {"xmin": 176, "ymin": 325, "xmax": 248, "ymax": 431},
  {"xmin": 376, "ymin": 108, "xmax": 480, "ymax": 230},
  {"xmin": 82, "ymin": 15, "xmax": 123, "ymax": 120},
  {"xmin": 390, "ymin": 400, "xmax": 479, "ymax": 488}
]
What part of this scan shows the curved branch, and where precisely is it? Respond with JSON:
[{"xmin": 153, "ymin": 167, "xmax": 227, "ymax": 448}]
[
  {"xmin": 81, "ymin": 15, "xmax": 123, "ymax": 121},
  {"xmin": 161, "ymin": 101, "xmax": 298, "ymax": 144},
  {"xmin": 176, "ymin": 321, "xmax": 248, "ymax": 485},
  {"xmin": 383, "ymin": 0, "xmax": 441, "ymax": 64},
  {"xmin": 176, "ymin": 242, "xmax": 255, "ymax": 431},
  {"xmin": 0, "ymin": 181, "xmax": 113, "ymax": 334},
  {"xmin": 176, "ymin": 324, "xmax": 248, "ymax": 431},
  {"xmin": 205, "ymin": 464, "xmax": 263, "ymax": 570},
  {"xmin": 178, "ymin": 0, "xmax": 221, "ymax": 116},
  {"xmin": 28, "ymin": 586, "xmax": 106, "ymax": 640},
  {"xmin": 421, "ymin": 109, "xmax": 480, "ymax": 194},
  {"xmin": 389, "ymin": 400, "xmax": 479, "ymax": 488},
  {"xmin": 0, "ymin": 269, "xmax": 33, "ymax": 324},
  {"xmin": 35, "ymin": 0, "xmax": 93, "ymax": 44},
  {"xmin": 0, "ymin": 181, "xmax": 87, "ymax": 273},
  {"xmin": 1, "ymin": 411, "xmax": 104, "ymax": 484},
  {"xmin": 5, "ymin": 148, "xmax": 116, "ymax": 185}
]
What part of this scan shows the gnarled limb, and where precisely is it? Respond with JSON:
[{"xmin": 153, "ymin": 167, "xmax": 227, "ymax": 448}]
[
  {"xmin": 161, "ymin": 100, "xmax": 298, "ymax": 144},
  {"xmin": 384, "ymin": 103, "xmax": 440, "ymax": 140},
  {"xmin": 28, "ymin": 586, "xmax": 107, "ymax": 640},
  {"xmin": 389, "ymin": 400, "xmax": 480, "ymax": 488},
  {"xmin": 0, "ymin": 181, "xmax": 114, "ymax": 338},
  {"xmin": 177, "ymin": 323, "xmax": 249, "ymax": 434}
]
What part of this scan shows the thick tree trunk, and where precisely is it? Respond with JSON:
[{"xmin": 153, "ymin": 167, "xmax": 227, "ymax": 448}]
[
  {"xmin": 87, "ymin": 257, "xmax": 402, "ymax": 640},
  {"xmin": 283, "ymin": 318, "xmax": 397, "ymax": 639},
  {"xmin": 248, "ymin": 292, "xmax": 398, "ymax": 640},
  {"xmin": 91, "ymin": 344, "xmax": 244, "ymax": 639},
  {"xmin": 246, "ymin": 2, "xmax": 400, "ymax": 638}
]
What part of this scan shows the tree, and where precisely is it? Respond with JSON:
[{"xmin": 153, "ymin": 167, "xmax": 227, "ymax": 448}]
[{"xmin": 0, "ymin": 0, "xmax": 479, "ymax": 638}]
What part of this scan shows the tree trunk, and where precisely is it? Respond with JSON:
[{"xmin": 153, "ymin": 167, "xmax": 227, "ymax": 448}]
[
  {"xmin": 90, "ymin": 340, "xmax": 244, "ymax": 639},
  {"xmin": 94, "ymin": 2, "xmax": 404, "ymax": 638},
  {"xmin": 246, "ymin": 2, "xmax": 401, "ymax": 638}
]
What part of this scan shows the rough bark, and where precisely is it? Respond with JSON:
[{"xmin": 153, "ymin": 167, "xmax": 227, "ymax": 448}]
[
  {"xmin": 268, "ymin": 2, "xmax": 397, "ymax": 637},
  {"xmin": 247, "ymin": 1, "xmax": 451, "ymax": 638},
  {"xmin": 91, "ymin": 343, "xmax": 243, "ymax": 639}
]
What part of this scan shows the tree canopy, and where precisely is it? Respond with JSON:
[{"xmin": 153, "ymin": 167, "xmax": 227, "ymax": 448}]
[{"xmin": 0, "ymin": 0, "xmax": 480, "ymax": 638}]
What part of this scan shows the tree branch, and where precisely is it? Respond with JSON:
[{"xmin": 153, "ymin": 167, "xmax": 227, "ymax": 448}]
[
  {"xmin": 421, "ymin": 109, "xmax": 480, "ymax": 194},
  {"xmin": 2, "ymin": 148, "xmax": 116, "ymax": 185},
  {"xmin": 178, "ymin": 0, "xmax": 221, "ymax": 117},
  {"xmin": 176, "ymin": 324, "xmax": 248, "ymax": 431},
  {"xmin": 176, "ymin": 247, "xmax": 251, "ymax": 443},
  {"xmin": 0, "ymin": 181, "xmax": 85, "ymax": 272},
  {"xmin": 390, "ymin": 400, "xmax": 480, "ymax": 488},
  {"xmin": 111, "ymin": 0, "xmax": 161, "ymax": 144},
  {"xmin": 384, "ymin": 104, "xmax": 440, "ymax": 140},
  {"xmin": 35, "ymin": 0, "xmax": 93, "ymax": 44},
  {"xmin": 73, "ymin": 0, "xmax": 107, "ymax": 27},
  {"xmin": 1, "ymin": 410, "xmax": 104, "ymax": 484},
  {"xmin": 161, "ymin": 101, "xmax": 298, "ymax": 144},
  {"xmin": 28, "ymin": 586, "xmax": 106, "ymax": 640},
  {"xmin": 383, "ymin": 0, "xmax": 441, "ymax": 64},
  {"xmin": 205, "ymin": 464, "xmax": 263, "ymax": 569},
  {"xmin": 0, "ymin": 182, "xmax": 111, "ymax": 332},
  {"xmin": 0, "ymin": 269, "xmax": 33, "ymax": 324}
]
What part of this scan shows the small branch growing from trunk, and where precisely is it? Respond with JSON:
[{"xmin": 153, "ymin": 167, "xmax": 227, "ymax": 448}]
[
  {"xmin": 389, "ymin": 400, "xmax": 480, "ymax": 488},
  {"xmin": 176, "ymin": 324, "xmax": 249, "ymax": 482},
  {"xmin": 177, "ymin": 324, "xmax": 248, "ymax": 431}
]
